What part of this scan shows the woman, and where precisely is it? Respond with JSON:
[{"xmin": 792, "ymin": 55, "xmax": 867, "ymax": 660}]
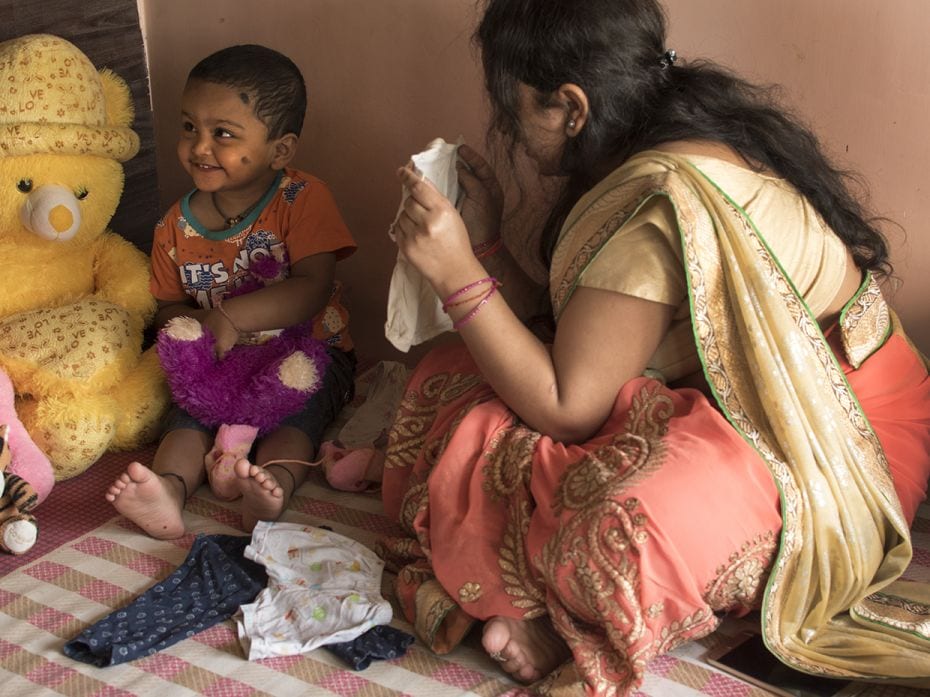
[{"xmin": 385, "ymin": 1, "xmax": 930, "ymax": 695}]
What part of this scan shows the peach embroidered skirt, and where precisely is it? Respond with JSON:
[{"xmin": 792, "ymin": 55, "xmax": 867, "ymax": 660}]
[{"xmin": 379, "ymin": 332, "xmax": 930, "ymax": 696}]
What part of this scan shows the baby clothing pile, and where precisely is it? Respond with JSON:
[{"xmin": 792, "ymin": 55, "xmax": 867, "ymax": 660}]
[{"xmin": 64, "ymin": 524, "xmax": 413, "ymax": 669}]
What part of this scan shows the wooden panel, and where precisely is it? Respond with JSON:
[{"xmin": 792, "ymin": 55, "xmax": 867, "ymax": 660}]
[{"xmin": 0, "ymin": 0, "xmax": 159, "ymax": 252}]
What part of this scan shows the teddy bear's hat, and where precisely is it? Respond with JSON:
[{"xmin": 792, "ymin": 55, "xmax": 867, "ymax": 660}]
[{"xmin": 0, "ymin": 34, "xmax": 139, "ymax": 162}]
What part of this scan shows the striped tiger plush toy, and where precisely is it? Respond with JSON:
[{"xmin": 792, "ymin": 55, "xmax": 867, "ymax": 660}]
[{"xmin": 0, "ymin": 425, "xmax": 39, "ymax": 555}]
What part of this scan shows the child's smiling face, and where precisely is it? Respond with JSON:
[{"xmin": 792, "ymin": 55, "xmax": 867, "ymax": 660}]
[{"xmin": 176, "ymin": 79, "xmax": 281, "ymax": 199}]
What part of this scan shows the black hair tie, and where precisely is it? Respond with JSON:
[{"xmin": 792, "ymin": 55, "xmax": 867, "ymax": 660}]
[{"xmin": 659, "ymin": 49, "xmax": 677, "ymax": 69}]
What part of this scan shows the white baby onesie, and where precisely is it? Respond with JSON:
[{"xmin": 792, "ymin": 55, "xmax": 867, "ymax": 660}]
[
  {"xmin": 385, "ymin": 137, "xmax": 464, "ymax": 352},
  {"xmin": 236, "ymin": 522, "xmax": 392, "ymax": 660}
]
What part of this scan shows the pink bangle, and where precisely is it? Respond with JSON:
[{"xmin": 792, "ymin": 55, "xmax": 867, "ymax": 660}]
[
  {"xmin": 216, "ymin": 300, "xmax": 241, "ymax": 333},
  {"xmin": 452, "ymin": 283, "xmax": 499, "ymax": 331},
  {"xmin": 472, "ymin": 237, "xmax": 503, "ymax": 259},
  {"xmin": 441, "ymin": 277, "xmax": 496, "ymax": 311},
  {"xmin": 443, "ymin": 279, "xmax": 503, "ymax": 312},
  {"xmin": 443, "ymin": 291, "xmax": 486, "ymax": 311}
]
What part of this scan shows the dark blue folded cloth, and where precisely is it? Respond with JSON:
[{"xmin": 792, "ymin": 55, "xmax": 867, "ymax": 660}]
[
  {"xmin": 325, "ymin": 624, "xmax": 416, "ymax": 670},
  {"xmin": 64, "ymin": 534, "xmax": 267, "ymax": 667}
]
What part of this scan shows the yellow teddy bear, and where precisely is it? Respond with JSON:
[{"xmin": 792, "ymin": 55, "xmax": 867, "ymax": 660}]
[{"xmin": 0, "ymin": 34, "xmax": 169, "ymax": 480}]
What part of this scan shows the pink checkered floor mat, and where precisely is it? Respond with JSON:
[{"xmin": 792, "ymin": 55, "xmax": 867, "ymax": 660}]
[{"xmin": 2, "ymin": 383, "xmax": 928, "ymax": 697}]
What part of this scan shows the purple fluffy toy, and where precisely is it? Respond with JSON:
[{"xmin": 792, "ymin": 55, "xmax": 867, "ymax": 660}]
[
  {"xmin": 157, "ymin": 317, "xmax": 331, "ymax": 436},
  {"xmin": 156, "ymin": 256, "xmax": 331, "ymax": 436},
  {"xmin": 158, "ymin": 317, "xmax": 329, "ymax": 435}
]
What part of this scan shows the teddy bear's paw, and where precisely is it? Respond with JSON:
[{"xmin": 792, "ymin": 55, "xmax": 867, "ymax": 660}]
[
  {"xmin": 18, "ymin": 396, "xmax": 116, "ymax": 480},
  {"xmin": 0, "ymin": 301, "xmax": 139, "ymax": 389},
  {"xmin": 278, "ymin": 352, "xmax": 322, "ymax": 393},
  {"xmin": 111, "ymin": 347, "xmax": 171, "ymax": 450},
  {"xmin": 1, "ymin": 513, "xmax": 37, "ymax": 555},
  {"xmin": 163, "ymin": 316, "xmax": 204, "ymax": 341}
]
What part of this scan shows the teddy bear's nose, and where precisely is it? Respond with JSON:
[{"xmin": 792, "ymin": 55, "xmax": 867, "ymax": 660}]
[{"xmin": 49, "ymin": 205, "xmax": 74, "ymax": 234}]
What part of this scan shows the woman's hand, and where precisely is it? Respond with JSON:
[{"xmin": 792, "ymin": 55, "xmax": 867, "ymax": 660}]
[
  {"xmin": 394, "ymin": 165, "xmax": 478, "ymax": 288},
  {"xmin": 456, "ymin": 144, "xmax": 504, "ymax": 247}
]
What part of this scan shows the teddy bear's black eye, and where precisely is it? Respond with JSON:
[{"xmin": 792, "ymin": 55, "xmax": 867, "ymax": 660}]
[
  {"xmin": 75, "ymin": 187, "xmax": 89, "ymax": 200},
  {"xmin": 16, "ymin": 179, "xmax": 32, "ymax": 193}
]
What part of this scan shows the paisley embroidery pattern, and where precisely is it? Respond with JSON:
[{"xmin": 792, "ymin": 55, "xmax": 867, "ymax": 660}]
[
  {"xmin": 537, "ymin": 383, "xmax": 718, "ymax": 693},
  {"xmin": 385, "ymin": 371, "xmax": 483, "ymax": 472},
  {"xmin": 705, "ymin": 531, "xmax": 778, "ymax": 612},
  {"xmin": 483, "ymin": 424, "xmax": 546, "ymax": 614}
]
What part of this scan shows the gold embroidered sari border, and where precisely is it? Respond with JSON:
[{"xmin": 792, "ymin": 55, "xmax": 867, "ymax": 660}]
[
  {"xmin": 853, "ymin": 591, "xmax": 930, "ymax": 641},
  {"xmin": 838, "ymin": 273, "xmax": 892, "ymax": 369}
]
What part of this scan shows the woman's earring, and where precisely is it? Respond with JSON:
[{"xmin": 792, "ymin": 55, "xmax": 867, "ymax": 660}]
[{"xmin": 567, "ymin": 119, "xmax": 576, "ymax": 133}]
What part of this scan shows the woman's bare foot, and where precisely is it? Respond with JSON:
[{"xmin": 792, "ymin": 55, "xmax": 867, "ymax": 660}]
[
  {"xmin": 482, "ymin": 615, "xmax": 572, "ymax": 683},
  {"xmin": 235, "ymin": 458, "xmax": 286, "ymax": 532},
  {"xmin": 105, "ymin": 461, "xmax": 186, "ymax": 539}
]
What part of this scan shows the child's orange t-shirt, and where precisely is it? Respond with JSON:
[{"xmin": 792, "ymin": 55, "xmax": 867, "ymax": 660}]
[{"xmin": 150, "ymin": 168, "xmax": 357, "ymax": 351}]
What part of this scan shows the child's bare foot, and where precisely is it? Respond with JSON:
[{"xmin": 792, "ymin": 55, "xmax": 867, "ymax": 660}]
[
  {"xmin": 105, "ymin": 461, "xmax": 186, "ymax": 539},
  {"xmin": 235, "ymin": 458, "xmax": 286, "ymax": 532},
  {"xmin": 482, "ymin": 615, "xmax": 572, "ymax": 683}
]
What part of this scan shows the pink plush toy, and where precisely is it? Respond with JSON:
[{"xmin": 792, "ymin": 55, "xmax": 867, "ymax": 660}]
[
  {"xmin": 0, "ymin": 368, "xmax": 54, "ymax": 554},
  {"xmin": 0, "ymin": 369, "xmax": 53, "ymax": 503},
  {"xmin": 156, "ymin": 314, "xmax": 330, "ymax": 500}
]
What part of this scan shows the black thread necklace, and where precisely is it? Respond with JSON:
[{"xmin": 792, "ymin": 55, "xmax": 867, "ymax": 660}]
[{"xmin": 211, "ymin": 191, "xmax": 262, "ymax": 228}]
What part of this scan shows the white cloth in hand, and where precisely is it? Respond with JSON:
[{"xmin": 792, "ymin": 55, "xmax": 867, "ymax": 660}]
[{"xmin": 385, "ymin": 137, "xmax": 464, "ymax": 352}]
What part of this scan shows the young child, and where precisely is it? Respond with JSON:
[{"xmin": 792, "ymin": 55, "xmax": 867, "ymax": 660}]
[{"xmin": 106, "ymin": 44, "xmax": 357, "ymax": 539}]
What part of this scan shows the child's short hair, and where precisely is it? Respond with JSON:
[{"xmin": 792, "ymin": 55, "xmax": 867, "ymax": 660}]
[{"xmin": 187, "ymin": 44, "xmax": 307, "ymax": 139}]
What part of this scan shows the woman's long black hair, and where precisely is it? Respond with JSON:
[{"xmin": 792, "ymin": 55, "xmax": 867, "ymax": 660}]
[{"xmin": 476, "ymin": 0, "xmax": 891, "ymax": 276}]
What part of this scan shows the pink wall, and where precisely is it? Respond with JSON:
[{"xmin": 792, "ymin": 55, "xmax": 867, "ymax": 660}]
[
  {"xmin": 140, "ymin": 0, "xmax": 929, "ymax": 360},
  {"xmin": 664, "ymin": 0, "xmax": 930, "ymax": 353}
]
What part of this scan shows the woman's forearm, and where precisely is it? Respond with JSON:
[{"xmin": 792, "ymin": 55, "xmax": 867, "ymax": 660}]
[
  {"xmin": 480, "ymin": 244, "xmax": 549, "ymax": 325},
  {"xmin": 439, "ymin": 263, "xmax": 672, "ymax": 442}
]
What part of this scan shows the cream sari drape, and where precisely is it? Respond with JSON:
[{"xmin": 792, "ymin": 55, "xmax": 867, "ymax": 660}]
[{"xmin": 550, "ymin": 151, "xmax": 930, "ymax": 684}]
